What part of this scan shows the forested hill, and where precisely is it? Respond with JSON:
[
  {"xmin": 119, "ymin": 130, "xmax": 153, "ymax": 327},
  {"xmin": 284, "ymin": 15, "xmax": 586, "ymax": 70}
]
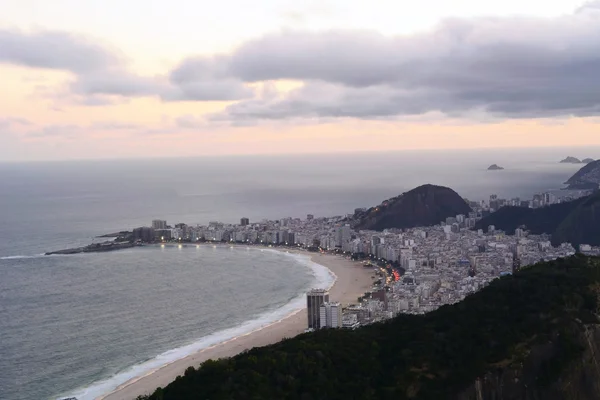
[
  {"xmin": 473, "ymin": 197, "xmax": 587, "ymax": 238},
  {"xmin": 474, "ymin": 191, "xmax": 600, "ymax": 247},
  {"xmin": 137, "ymin": 255, "xmax": 600, "ymax": 400},
  {"xmin": 353, "ymin": 184, "xmax": 472, "ymax": 231}
]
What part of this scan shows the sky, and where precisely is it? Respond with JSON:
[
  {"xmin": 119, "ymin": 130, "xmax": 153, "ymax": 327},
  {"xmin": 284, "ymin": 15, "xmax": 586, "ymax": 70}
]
[{"xmin": 2, "ymin": 0, "xmax": 600, "ymax": 161}]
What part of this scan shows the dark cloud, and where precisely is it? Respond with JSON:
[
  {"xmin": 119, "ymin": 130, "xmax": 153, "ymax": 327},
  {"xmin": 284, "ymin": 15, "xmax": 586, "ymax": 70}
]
[
  {"xmin": 5, "ymin": 3, "xmax": 600, "ymax": 118},
  {"xmin": 186, "ymin": 5, "xmax": 600, "ymax": 121}
]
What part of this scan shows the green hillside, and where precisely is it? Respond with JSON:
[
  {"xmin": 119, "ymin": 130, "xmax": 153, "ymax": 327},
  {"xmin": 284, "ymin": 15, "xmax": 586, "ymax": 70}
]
[{"xmin": 475, "ymin": 191, "xmax": 600, "ymax": 247}]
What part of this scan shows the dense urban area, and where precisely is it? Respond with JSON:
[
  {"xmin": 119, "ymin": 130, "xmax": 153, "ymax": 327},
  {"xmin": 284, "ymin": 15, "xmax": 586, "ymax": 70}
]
[{"xmin": 120, "ymin": 189, "xmax": 598, "ymax": 331}]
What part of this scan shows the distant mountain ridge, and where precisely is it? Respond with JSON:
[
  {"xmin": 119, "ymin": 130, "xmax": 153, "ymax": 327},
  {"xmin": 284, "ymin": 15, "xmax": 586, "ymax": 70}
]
[
  {"xmin": 565, "ymin": 160, "xmax": 600, "ymax": 189},
  {"xmin": 474, "ymin": 191, "xmax": 600, "ymax": 246},
  {"xmin": 354, "ymin": 184, "xmax": 472, "ymax": 231}
]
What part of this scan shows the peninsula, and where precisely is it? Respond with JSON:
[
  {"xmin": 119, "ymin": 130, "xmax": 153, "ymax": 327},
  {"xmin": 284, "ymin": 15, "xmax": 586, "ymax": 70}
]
[{"xmin": 45, "ymin": 241, "xmax": 137, "ymax": 255}]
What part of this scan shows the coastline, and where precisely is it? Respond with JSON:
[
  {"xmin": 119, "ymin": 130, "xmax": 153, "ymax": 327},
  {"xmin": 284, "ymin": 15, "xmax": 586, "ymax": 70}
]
[{"xmin": 97, "ymin": 250, "xmax": 374, "ymax": 400}]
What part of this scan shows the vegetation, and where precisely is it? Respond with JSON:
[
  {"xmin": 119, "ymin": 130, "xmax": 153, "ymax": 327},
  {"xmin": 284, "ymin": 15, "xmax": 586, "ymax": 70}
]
[
  {"xmin": 474, "ymin": 191, "xmax": 600, "ymax": 246},
  {"xmin": 565, "ymin": 159, "xmax": 600, "ymax": 189},
  {"xmin": 354, "ymin": 184, "xmax": 472, "ymax": 231},
  {"xmin": 137, "ymin": 255, "xmax": 600, "ymax": 400}
]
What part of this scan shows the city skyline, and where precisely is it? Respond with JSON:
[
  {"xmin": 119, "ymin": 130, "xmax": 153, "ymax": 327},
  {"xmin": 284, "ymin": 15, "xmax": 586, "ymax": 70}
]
[{"xmin": 2, "ymin": 0, "xmax": 600, "ymax": 161}]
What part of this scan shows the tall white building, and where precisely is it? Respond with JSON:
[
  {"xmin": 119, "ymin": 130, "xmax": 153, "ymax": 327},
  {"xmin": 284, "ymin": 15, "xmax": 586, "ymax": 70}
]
[
  {"xmin": 152, "ymin": 219, "xmax": 167, "ymax": 230},
  {"xmin": 319, "ymin": 302, "xmax": 342, "ymax": 329},
  {"xmin": 335, "ymin": 225, "xmax": 351, "ymax": 247}
]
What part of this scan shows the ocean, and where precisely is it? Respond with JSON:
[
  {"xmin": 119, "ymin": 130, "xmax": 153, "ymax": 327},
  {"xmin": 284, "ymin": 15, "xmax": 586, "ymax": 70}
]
[{"xmin": 0, "ymin": 147, "xmax": 594, "ymax": 400}]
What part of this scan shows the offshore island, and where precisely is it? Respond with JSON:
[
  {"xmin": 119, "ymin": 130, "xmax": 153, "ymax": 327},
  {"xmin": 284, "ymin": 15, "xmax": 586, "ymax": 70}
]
[{"xmin": 52, "ymin": 179, "xmax": 600, "ymax": 400}]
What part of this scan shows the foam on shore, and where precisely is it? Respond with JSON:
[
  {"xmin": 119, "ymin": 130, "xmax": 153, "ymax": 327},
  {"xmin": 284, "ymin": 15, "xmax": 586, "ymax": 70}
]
[
  {"xmin": 0, "ymin": 254, "xmax": 46, "ymax": 260},
  {"xmin": 58, "ymin": 248, "xmax": 335, "ymax": 400}
]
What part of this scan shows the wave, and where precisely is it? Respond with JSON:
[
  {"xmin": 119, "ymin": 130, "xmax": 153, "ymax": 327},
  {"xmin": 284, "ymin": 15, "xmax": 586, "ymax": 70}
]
[
  {"xmin": 0, "ymin": 254, "xmax": 45, "ymax": 260},
  {"xmin": 59, "ymin": 249, "xmax": 335, "ymax": 400}
]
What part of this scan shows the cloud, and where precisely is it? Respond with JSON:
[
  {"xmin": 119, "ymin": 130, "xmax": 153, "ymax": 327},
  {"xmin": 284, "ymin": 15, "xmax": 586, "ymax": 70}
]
[
  {"xmin": 183, "ymin": 5, "xmax": 600, "ymax": 121},
  {"xmin": 65, "ymin": 60, "xmax": 254, "ymax": 102},
  {"xmin": 0, "ymin": 28, "xmax": 119, "ymax": 73},
  {"xmin": 0, "ymin": 117, "xmax": 31, "ymax": 130},
  {"xmin": 175, "ymin": 115, "xmax": 208, "ymax": 129},
  {"xmin": 90, "ymin": 121, "xmax": 140, "ymax": 130},
  {"xmin": 5, "ymin": 2, "xmax": 600, "ymax": 120},
  {"xmin": 576, "ymin": 1, "xmax": 600, "ymax": 13},
  {"xmin": 19, "ymin": 119, "xmax": 184, "ymax": 140},
  {"xmin": 26, "ymin": 124, "xmax": 82, "ymax": 138},
  {"xmin": 0, "ymin": 28, "xmax": 253, "ymax": 104}
]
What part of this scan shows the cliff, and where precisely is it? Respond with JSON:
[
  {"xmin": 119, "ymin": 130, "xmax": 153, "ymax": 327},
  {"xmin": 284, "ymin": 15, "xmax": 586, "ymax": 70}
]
[
  {"xmin": 565, "ymin": 160, "xmax": 600, "ymax": 190},
  {"xmin": 474, "ymin": 192, "xmax": 600, "ymax": 246},
  {"xmin": 353, "ymin": 184, "xmax": 472, "ymax": 231},
  {"xmin": 137, "ymin": 255, "xmax": 600, "ymax": 400}
]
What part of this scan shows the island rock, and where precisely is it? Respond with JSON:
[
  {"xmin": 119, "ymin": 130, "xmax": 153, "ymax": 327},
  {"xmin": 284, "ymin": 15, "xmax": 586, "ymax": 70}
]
[
  {"xmin": 582, "ymin": 158, "xmax": 596, "ymax": 164},
  {"xmin": 487, "ymin": 164, "xmax": 504, "ymax": 170},
  {"xmin": 560, "ymin": 156, "xmax": 582, "ymax": 163}
]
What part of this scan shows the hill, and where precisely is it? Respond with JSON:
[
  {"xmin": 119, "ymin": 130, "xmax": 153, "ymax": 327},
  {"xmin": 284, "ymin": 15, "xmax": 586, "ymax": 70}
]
[
  {"xmin": 353, "ymin": 184, "xmax": 472, "ymax": 231},
  {"xmin": 565, "ymin": 160, "xmax": 600, "ymax": 189},
  {"xmin": 137, "ymin": 255, "xmax": 600, "ymax": 400},
  {"xmin": 553, "ymin": 193, "xmax": 600, "ymax": 247},
  {"xmin": 474, "ymin": 192, "xmax": 600, "ymax": 246},
  {"xmin": 560, "ymin": 156, "xmax": 582, "ymax": 164}
]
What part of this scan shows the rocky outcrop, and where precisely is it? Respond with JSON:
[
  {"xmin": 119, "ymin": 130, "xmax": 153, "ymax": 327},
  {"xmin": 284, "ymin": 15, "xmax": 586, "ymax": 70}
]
[
  {"xmin": 561, "ymin": 156, "xmax": 582, "ymax": 164},
  {"xmin": 354, "ymin": 184, "xmax": 472, "ymax": 231},
  {"xmin": 45, "ymin": 241, "xmax": 136, "ymax": 255},
  {"xmin": 488, "ymin": 164, "xmax": 504, "ymax": 170}
]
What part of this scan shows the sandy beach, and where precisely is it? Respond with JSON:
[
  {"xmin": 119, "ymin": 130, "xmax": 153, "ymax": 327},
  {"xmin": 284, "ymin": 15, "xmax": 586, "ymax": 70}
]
[{"xmin": 99, "ymin": 251, "xmax": 374, "ymax": 400}]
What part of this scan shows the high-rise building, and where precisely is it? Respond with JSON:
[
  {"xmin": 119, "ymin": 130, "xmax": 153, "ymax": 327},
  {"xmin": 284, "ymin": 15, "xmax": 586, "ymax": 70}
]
[
  {"xmin": 152, "ymin": 219, "xmax": 167, "ymax": 230},
  {"xmin": 133, "ymin": 227, "xmax": 155, "ymax": 242},
  {"xmin": 307, "ymin": 289, "xmax": 329, "ymax": 329},
  {"xmin": 335, "ymin": 225, "xmax": 351, "ymax": 247},
  {"xmin": 240, "ymin": 217, "xmax": 250, "ymax": 226},
  {"xmin": 512, "ymin": 246, "xmax": 522, "ymax": 274},
  {"xmin": 319, "ymin": 302, "xmax": 342, "ymax": 329}
]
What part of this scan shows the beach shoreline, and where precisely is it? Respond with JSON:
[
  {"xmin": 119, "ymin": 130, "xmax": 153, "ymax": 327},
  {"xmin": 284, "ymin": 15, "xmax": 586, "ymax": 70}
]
[{"xmin": 97, "ymin": 249, "xmax": 374, "ymax": 400}]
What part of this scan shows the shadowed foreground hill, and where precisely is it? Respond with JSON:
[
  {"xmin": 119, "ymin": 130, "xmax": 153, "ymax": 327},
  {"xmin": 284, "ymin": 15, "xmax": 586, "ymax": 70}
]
[
  {"xmin": 354, "ymin": 184, "xmax": 472, "ymax": 231},
  {"xmin": 474, "ymin": 191, "xmax": 600, "ymax": 247},
  {"xmin": 138, "ymin": 255, "xmax": 600, "ymax": 400}
]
